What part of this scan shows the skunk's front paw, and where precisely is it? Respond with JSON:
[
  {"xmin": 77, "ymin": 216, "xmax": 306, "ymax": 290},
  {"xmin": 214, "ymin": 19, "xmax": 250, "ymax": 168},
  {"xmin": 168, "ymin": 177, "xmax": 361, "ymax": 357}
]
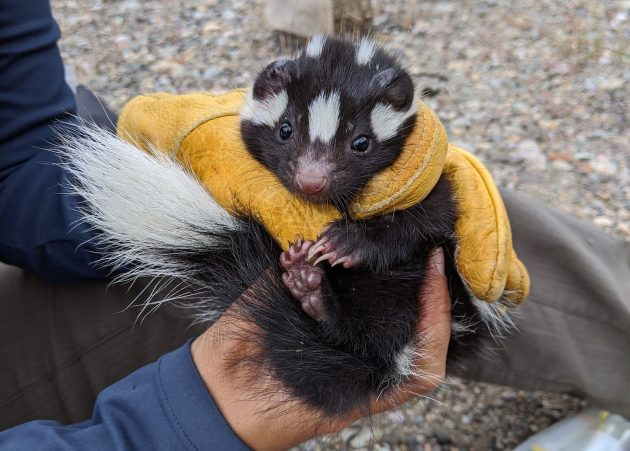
[
  {"xmin": 280, "ymin": 240, "xmax": 326, "ymax": 321},
  {"xmin": 307, "ymin": 224, "xmax": 363, "ymax": 269}
]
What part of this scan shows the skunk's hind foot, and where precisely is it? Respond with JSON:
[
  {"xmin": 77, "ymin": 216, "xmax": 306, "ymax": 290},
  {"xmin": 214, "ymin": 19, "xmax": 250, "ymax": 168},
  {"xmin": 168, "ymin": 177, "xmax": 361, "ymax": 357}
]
[{"xmin": 280, "ymin": 240, "xmax": 326, "ymax": 321}]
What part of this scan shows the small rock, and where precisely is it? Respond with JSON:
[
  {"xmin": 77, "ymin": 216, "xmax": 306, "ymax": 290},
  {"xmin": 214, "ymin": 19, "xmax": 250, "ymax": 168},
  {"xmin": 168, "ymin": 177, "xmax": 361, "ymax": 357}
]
[
  {"xmin": 151, "ymin": 59, "xmax": 185, "ymax": 77},
  {"xmin": 575, "ymin": 161, "xmax": 593, "ymax": 174},
  {"xmin": 202, "ymin": 67, "xmax": 221, "ymax": 81},
  {"xmin": 598, "ymin": 77, "xmax": 624, "ymax": 91},
  {"xmin": 500, "ymin": 390, "xmax": 518, "ymax": 401},
  {"xmin": 349, "ymin": 427, "xmax": 374, "ymax": 448},
  {"xmin": 221, "ymin": 9, "xmax": 236, "ymax": 20},
  {"xmin": 593, "ymin": 216, "xmax": 614, "ymax": 228},
  {"xmin": 574, "ymin": 152, "xmax": 593, "ymax": 161},
  {"xmin": 513, "ymin": 140, "xmax": 547, "ymax": 170},
  {"xmin": 340, "ymin": 426, "xmax": 358, "ymax": 443},
  {"xmin": 551, "ymin": 160, "xmax": 573, "ymax": 171},
  {"xmin": 434, "ymin": 430, "xmax": 453, "ymax": 445},
  {"xmin": 548, "ymin": 152, "xmax": 572, "ymax": 162},
  {"xmin": 449, "ymin": 116, "xmax": 472, "ymax": 133},
  {"xmin": 591, "ymin": 157, "xmax": 617, "ymax": 176}
]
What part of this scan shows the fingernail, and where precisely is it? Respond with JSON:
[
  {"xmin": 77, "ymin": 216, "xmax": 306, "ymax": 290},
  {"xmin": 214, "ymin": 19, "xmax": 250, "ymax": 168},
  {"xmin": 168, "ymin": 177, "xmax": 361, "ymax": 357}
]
[{"xmin": 432, "ymin": 247, "xmax": 445, "ymax": 276}]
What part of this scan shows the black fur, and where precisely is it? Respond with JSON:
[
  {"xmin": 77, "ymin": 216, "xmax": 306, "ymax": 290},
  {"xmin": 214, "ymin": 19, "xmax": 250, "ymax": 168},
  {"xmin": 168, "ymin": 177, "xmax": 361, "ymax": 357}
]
[
  {"xmin": 140, "ymin": 38, "xmax": 497, "ymax": 418},
  {"xmin": 168, "ymin": 177, "xmax": 484, "ymax": 418},
  {"xmin": 202, "ymin": 37, "xmax": 493, "ymax": 417},
  {"xmin": 241, "ymin": 37, "xmax": 416, "ymax": 206}
]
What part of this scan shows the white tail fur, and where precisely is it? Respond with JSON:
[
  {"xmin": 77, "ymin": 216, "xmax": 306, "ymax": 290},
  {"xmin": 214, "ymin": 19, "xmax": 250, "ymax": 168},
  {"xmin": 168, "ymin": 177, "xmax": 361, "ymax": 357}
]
[{"xmin": 57, "ymin": 121, "xmax": 237, "ymax": 284}]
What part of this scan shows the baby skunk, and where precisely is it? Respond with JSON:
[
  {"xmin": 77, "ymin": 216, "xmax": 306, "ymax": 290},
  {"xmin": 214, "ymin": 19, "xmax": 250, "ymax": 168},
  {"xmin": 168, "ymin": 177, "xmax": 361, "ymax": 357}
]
[
  {"xmin": 239, "ymin": 35, "xmax": 484, "ymax": 413},
  {"xmin": 63, "ymin": 36, "xmax": 513, "ymax": 420}
]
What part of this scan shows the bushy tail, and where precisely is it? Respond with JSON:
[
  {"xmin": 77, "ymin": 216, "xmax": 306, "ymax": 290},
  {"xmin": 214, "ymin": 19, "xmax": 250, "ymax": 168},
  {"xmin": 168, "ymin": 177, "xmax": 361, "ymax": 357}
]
[{"xmin": 57, "ymin": 121, "xmax": 244, "ymax": 319}]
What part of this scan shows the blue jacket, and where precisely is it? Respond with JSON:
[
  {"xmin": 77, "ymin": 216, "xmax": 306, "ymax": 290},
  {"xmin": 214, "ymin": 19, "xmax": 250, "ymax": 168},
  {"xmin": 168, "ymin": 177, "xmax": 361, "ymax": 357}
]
[
  {"xmin": 0, "ymin": 1, "xmax": 248, "ymax": 449},
  {"xmin": 0, "ymin": 342, "xmax": 248, "ymax": 450},
  {"xmin": 0, "ymin": 0, "xmax": 108, "ymax": 281}
]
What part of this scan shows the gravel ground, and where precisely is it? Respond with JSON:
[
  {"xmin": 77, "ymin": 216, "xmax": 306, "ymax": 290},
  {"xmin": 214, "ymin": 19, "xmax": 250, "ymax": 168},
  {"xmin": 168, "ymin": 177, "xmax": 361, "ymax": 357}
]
[{"xmin": 52, "ymin": 0, "xmax": 628, "ymax": 449}]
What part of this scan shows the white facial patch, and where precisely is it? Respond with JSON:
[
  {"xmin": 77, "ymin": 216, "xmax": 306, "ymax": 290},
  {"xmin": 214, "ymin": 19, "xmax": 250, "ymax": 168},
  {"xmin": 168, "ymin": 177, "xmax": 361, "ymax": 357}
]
[
  {"xmin": 355, "ymin": 38, "xmax": 376, "ymax": 65},
  {"xmin": 305, "ymin": 34, "xmax": 326, "ymax": 58},
  {"xmin": 370, "ymin": 92, "xmax": 418, "ymax": 141},
  {"xmin": 240, "ymin": 90, "xmax": 289, "ymax": 127},
  {"xmin": 308, "ymin": 90, "xmax": 340, "ymax": 143}
]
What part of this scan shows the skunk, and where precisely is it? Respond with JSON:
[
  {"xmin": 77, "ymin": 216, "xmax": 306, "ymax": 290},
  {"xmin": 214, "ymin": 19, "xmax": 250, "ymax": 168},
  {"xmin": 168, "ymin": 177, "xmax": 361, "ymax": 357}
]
[{"xmin": 61, "ymin": 36, "xmax": 514, "ymax": 420}]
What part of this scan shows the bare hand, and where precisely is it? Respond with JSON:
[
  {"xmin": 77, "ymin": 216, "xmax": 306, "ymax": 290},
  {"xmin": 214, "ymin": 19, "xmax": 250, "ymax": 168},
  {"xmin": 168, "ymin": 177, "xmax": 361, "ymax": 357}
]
[{"xmin": 192, "ymin": 247, "xmax": 451, "ymax": 450}]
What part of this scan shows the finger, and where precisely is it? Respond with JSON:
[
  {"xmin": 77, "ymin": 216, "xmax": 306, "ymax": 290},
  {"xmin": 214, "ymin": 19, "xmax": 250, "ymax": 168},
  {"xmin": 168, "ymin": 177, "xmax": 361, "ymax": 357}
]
[
  {"xmin": 412, "ymin": 247, "xmax": 451, "ymax": 387},
  {"xmin": 417, "ymin": 247, "xmax": 451, "ymax": 334}
]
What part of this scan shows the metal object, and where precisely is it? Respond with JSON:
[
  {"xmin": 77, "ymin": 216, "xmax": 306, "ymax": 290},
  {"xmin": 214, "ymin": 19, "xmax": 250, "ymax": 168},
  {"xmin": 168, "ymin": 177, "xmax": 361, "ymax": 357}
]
[{"xmin": 514, "ymin": 409, "xmax": 630, "ymax": 451}]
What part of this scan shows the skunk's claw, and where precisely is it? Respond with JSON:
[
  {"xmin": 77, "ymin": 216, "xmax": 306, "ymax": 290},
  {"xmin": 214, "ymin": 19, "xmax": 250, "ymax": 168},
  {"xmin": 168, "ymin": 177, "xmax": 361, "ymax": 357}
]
[
  {"xmin": 309, "ymin": 227, "xmax": 362, "ymax": 269},
  {"xmin": 307, "ymin": 237, "xmax": 329, "ymax": 262},
  {"xmin": 280, "ymin": 240, "xmax": 326, "ymax": 321}
]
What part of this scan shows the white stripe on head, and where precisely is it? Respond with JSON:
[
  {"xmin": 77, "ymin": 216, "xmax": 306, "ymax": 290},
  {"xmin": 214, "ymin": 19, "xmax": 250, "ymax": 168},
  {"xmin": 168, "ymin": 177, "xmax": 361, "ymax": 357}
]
[
  {"xmin": 355, "ymin": 38, "xmax": 376, "ymax": 65},
  {"xmin": 240, "ymin": 90, "xmax": 289, "ymax": 127},
  {"xmin": 305, "ymin": 34, "xmax": 326, "ymax": 58},
  {"xmin": 308, "ymin": 90, "xmax": 341, "ymax": 143},
  {"xmin": 370, "ymin": 92, "xmax": 418, "ymax": 141}
]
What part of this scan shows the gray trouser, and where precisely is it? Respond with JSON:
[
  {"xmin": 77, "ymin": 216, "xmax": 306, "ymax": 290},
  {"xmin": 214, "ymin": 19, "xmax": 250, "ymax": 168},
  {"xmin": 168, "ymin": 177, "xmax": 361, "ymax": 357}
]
[
  {"xmin": 462, "ymin": 190, "xmax": 630, "ymax": 415},
  {"xmin": 0, "ymin": 191, "xmax": 628, "ymax": 429}
]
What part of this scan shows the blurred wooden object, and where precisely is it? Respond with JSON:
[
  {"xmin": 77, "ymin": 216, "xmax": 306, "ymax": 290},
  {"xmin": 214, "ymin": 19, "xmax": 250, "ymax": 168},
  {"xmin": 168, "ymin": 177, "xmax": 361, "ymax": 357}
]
[
  {"xmin": 264, "ymin": 0, "xmax": 334, "ymax": 39},
  {"xmin": 265, "ymin": 0, "xmax": 373, "ymax": 53},
  {"xmin": 332, "ymin": 0, "xmax": 373, "ymax": 37}
]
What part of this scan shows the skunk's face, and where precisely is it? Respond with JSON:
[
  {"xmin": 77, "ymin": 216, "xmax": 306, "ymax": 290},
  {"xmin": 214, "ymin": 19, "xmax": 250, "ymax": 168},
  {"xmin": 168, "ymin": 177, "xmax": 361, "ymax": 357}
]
[{"xmin": 241, "ymin": 36, "xmax": 418, "ymax": 209}]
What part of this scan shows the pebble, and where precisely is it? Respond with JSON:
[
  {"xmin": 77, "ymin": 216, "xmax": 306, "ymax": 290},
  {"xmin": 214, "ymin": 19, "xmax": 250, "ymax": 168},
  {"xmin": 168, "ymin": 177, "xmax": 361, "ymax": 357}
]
[
  {"xmin": 593, "ymin": 216, "xmax": 614, "ymax": 228},
  {"xmin": 590, "ymin": 157, "xmax": 618, "ymax": 176},
  {"xmin": 349, "ymin": 427, "xmax": 376, "ymax": 448},
  {"xmin": 513, "ymin": 140, "xmax": 547, "ymax": 170},
  {"xmin": 574, "ymin": 152, "xmax": 593, "ymax": 161},
  {"xmin": 551, "ymin": 160, "xmax": 573, "ymax": 171},
  {"xmin": 339, "ymin": 426, "xmax": 358, "ymax": 443}
]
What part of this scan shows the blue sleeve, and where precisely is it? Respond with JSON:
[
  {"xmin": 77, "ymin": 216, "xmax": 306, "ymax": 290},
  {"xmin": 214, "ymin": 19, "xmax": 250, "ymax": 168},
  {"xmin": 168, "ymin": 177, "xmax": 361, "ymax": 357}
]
[
  {"xmin": 0, "ymin": 0, "xmax": 109, "ymax": 281},
  {"xmin": 0, "ymin": 342, "xmax": 250, "ymax": 451}
]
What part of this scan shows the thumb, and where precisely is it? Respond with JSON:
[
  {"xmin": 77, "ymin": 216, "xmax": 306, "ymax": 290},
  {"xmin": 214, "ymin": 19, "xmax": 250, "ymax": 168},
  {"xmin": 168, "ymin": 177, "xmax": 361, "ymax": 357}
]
[{"xmin": 417, "ymin": 247, "xmax": 451, "ymax": 333}]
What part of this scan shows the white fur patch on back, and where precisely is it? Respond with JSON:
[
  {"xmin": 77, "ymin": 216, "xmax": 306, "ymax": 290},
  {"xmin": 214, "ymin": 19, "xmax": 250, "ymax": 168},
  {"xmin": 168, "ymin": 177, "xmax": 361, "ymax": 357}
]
[
  {"xmin": 240, "ymin": 89, "xmax": 288, "ymax": 127},
  {"xmin": 370, "ymin": 93, "xmax": 418, "ymax": 141},
  {"xmin": 308, "ymin": 90, "xmax": 340, "ymax": 143},
  {"xmin": 305, "ymin": 34, "xmax": 326, "ymax": 58},
  {"xmin": 355, "ymin": 38, "xmax": 376, "ymax": 65},
  {"xmin": 394, "ymin": 342, "xmax": 416, "ymax": 378}
]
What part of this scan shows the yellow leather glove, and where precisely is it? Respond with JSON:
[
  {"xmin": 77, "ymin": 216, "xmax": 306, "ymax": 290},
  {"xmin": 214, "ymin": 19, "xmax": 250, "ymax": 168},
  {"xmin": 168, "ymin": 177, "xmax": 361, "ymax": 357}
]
[{"xmin": 118, "ymin": 90, "xmax": 529, "ymax": 305}]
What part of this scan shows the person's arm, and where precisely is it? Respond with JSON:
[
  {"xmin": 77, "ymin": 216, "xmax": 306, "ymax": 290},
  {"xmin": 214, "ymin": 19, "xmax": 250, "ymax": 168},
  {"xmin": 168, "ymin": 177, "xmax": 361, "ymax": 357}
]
[
  {"xmin": 0, "ymin": 341, "xmax": 250, "ymax": 451},
  {"xmin": 0, "ymin": 249, "xmax": 450, "ymax": 450},
  {"xmin": 0, "ymin": 0, "xmax": 108, "ymax": 281}
]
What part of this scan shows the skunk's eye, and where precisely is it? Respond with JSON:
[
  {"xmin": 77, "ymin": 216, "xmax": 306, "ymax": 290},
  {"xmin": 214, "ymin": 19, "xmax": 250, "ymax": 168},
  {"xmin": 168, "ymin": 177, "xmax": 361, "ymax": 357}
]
[
  {"xmin": 279, "ymin": 122, "xmax": 293, "ymax": 140},
  {"xmin": 351, "ymin": 135, "xmax": 370, "ymax": 153}
]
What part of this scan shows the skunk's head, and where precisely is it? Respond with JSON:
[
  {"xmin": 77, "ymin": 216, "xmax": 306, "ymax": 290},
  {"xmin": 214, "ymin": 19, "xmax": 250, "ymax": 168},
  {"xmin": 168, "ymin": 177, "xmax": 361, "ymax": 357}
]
[{"xmin": 241, "ymin": 36, "xmax": 418, "ymax": 208}]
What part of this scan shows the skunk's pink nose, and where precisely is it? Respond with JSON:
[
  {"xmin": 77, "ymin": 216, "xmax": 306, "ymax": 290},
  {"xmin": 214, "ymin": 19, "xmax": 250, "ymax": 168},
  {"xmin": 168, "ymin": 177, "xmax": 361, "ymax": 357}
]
[{"xmin": 296, "ymin": 172, "xmax": 329, "ymax": 194}]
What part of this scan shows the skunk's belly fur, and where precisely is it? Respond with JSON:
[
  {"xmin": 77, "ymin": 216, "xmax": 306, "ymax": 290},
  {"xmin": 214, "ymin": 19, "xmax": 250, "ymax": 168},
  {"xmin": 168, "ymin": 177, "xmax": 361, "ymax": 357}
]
[
  {"xmin": 206, "ymin": 218, "xmax": 482, "ymax": 417},
  {"xmin": 60, "ymin": 124, "xmax": 513, "ymax": 418}
]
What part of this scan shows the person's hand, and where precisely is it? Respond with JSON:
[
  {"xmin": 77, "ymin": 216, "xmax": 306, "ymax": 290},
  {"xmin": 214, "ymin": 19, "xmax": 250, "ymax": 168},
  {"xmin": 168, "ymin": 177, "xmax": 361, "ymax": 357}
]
[{"xmin": 191, "ymin": 247, "xmax": 451, "ymax": 450}]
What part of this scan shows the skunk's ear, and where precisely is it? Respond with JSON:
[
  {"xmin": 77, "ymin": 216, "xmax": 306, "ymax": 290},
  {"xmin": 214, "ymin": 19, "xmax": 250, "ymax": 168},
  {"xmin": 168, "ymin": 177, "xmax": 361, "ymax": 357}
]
[
  {"xmin": 370, "ymin": 68, "xmax": 415, "ymax": 111},
  {"xmin": 253, "ymin": 59, "xmax": 299, "ymax": 100}
]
